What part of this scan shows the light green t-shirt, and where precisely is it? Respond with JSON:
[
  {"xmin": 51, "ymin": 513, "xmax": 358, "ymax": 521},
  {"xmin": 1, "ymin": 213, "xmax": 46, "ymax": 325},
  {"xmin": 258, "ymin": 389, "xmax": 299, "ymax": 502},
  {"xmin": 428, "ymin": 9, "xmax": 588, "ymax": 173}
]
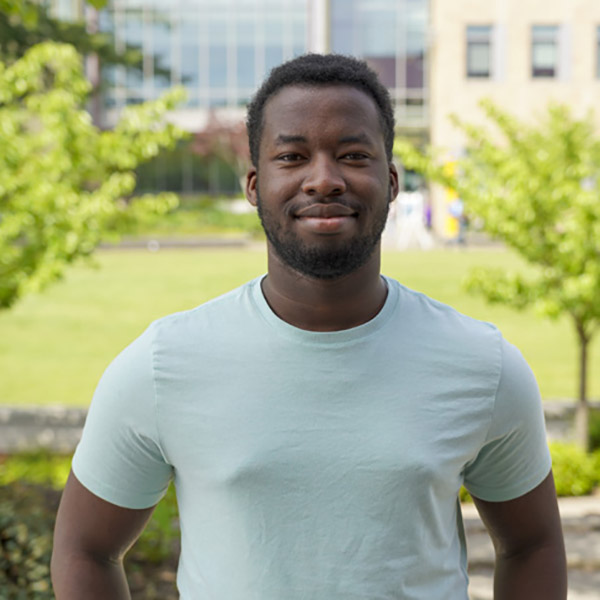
[{"xmin": 72, "ymin": 276, "xmax": 551, "ymax": 599}]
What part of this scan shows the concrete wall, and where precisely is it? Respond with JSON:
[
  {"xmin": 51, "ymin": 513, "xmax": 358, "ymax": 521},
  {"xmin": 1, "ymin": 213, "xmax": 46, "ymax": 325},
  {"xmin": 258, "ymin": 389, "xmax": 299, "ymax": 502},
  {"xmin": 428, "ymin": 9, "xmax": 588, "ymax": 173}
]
[{"xmin": 0, "ymin": 402, "xmax": 596, "ymax": 453}]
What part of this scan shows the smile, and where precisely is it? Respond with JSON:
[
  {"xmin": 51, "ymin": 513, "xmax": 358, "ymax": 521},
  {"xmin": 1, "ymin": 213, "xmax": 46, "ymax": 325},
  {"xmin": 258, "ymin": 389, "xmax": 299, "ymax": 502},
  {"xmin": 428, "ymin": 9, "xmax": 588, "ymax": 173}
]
[
  {"xmin": 294, "ymin": 203, "xmax": 358, "ymax": 219},
  {"xmin": 293, "ymin": 203, "xmax": 358, "ymax": 234}
]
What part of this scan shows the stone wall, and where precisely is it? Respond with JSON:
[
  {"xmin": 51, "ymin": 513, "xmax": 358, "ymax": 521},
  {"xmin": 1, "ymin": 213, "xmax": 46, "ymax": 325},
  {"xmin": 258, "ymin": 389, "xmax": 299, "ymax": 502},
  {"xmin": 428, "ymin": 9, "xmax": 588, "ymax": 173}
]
[{"xmin": 1, "ymin": 401, "xmax": 598, "ymax": 454}]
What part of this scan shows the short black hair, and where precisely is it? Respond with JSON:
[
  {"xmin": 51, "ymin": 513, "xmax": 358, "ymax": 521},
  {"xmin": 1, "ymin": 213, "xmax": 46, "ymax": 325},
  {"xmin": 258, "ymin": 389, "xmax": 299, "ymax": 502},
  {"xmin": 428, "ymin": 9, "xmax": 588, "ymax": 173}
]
[{"xmin": 246, "ymin": 53, "xmax": 395, "ymax": 166}]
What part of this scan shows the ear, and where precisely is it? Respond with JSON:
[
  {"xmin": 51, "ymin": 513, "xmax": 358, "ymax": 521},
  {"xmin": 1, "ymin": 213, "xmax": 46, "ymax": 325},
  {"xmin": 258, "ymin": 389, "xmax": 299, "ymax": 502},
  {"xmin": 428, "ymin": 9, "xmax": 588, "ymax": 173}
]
[
  {"xmin": 245, "ymin": 166, "xmax": 258, "ymax": 207},
  {"xmin": 389, "ymin": 163, "xmax": 400, "ymax": 202}
]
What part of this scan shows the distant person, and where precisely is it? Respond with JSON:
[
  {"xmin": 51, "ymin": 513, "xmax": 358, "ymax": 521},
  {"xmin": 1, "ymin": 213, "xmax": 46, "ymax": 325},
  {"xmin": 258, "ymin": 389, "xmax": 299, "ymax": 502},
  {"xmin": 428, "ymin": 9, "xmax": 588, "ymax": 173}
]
[
  {"xmin": 449, "ymin": 196, "xmax": 467, "ymax": 244},
  {"xmin": 424, "ymin": 197, "xmax": 433, "ymax": 230},
  {"xmin": 51, "ymin": 54, "xmax": 566, "ymax": 599}
]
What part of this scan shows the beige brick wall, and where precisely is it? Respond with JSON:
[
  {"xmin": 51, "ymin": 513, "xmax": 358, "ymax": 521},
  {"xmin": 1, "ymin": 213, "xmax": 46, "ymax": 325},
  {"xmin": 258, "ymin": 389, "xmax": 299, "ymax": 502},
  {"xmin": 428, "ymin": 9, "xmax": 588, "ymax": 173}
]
[
  {"xmin": 431, "ymin": 0, "xmax": 600, "ymax": 149},
  {"xmin": 428, "ymin": 0, "xmax": 600, "ymax": 236}
]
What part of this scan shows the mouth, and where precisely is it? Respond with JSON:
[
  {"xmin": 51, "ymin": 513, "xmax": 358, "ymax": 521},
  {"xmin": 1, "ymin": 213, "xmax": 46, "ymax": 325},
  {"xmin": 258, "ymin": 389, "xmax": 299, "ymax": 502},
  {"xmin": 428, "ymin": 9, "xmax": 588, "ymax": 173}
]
[
  {"xmin": 294, "ymin": 203, "xmax": 358, "ymax": 219},
  {"xmin": 293, "ymin": 203, "xmax": 358, "ymax": 234}
]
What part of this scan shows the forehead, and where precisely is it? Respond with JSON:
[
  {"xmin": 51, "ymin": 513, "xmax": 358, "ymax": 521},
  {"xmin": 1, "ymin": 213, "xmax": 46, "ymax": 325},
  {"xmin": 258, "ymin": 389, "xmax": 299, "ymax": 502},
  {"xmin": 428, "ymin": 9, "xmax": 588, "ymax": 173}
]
[{"xmin": 260, "ymin": 84, "xmax": 383, "ymax": 145}]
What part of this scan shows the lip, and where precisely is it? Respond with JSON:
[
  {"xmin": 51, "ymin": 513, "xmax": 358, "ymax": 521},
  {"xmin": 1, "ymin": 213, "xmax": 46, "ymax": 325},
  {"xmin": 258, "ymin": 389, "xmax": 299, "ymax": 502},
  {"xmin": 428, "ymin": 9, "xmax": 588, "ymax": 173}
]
[{"xmin": 294, "ymin": 203, "xmax": 358, "ymax": 219}]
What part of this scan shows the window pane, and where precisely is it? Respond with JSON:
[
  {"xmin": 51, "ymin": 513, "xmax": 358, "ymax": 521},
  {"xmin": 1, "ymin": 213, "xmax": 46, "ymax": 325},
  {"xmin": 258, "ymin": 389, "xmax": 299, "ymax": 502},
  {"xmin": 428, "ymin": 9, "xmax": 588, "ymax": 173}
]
[
  {"xmin": 468, "ymin": 44, "xmax": 490, "ymax": 75},
  {"xmin": 153, "ymin": 22, "xmax": 171, "ymax": 89},
  {"xmin": 237, "ymin": 46, "xmax": 255, "ymax": 88},
  {"xmin": 466, "ymin": 25, "xmax": 492, "ymax": 78},
  {"xmin": 237, "ymin": 20, "xmax": 255, "ymax": 45},
  {"xmin": 292, "ymin": 21, "xmax": 306, "ymax": 48},
  {"xmin": 407, "ymin": 31, "xmax": 424, "ymax": 88},
  {"xmin": 532, "ymin": 25, "xmax": 558, "ymax": 77},
  {"xmin": 533, "ymin": 43, "xmax": 556, "ymax": 67},
  {"xmin": 124, "ymin": 10, "xmax": 144, "ymax": 88},
  {"xmin": 265, "ymin": 46, "xmax": 283, "ymax": 72},
  {"xmin": 532, "ymin": 25, "xmax": 558, "ymax": 40},
  {"xmin": 357, "ymin": 4, "xmax": 396, "ymax": 88},
  {"xmin": 181, "ymin": 19, "xmax": 200, "ymax": 87},
  {"xmin": 209, "ymin": 46, "xmax": 227, "ymax": 87},
  {"xmin": 366, "ymin": 57, "xmax": 396, "ymax": 88}
]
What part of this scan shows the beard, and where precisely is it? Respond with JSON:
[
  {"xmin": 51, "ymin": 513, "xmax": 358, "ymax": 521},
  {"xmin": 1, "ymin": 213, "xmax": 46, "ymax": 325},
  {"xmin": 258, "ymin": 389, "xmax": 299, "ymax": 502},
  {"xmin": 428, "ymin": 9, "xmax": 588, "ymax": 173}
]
[{"xmin": 256, "ymin": 187, "xmax": 391, "ymax": 280}]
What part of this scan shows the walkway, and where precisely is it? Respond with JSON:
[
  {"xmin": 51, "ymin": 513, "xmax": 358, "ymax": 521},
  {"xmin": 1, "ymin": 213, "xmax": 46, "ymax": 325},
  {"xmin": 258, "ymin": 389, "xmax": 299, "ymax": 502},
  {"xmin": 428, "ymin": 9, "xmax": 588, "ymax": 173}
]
[{"xmin": 465, "ymin": 495, "xmax": 600, "ymax": 599}]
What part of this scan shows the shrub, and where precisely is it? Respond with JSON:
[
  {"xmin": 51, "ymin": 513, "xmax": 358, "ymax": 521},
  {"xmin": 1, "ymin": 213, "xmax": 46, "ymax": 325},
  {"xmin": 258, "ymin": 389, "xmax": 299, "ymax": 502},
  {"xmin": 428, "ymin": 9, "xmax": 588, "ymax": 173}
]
[
  {"xmin": 0, "ymin": 451, "xmax": 180, "ymax": 596},
  {"xmin": 550, "ymin": 442, "xmax": 598, "ymax": 496},
  {"xmin": 0, "ymin": 482, "xmax": 58, "ymax": 599},
  {"xmin": 0, "ymin": 451, "xmax": 71, "ymax": 490}
]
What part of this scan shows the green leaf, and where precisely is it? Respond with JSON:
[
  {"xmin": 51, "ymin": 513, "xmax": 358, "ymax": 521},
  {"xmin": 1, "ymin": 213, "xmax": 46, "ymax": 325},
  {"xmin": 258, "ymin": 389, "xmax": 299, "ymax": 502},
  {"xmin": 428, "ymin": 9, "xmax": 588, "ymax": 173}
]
[
  {"xmin": 394, "ymin": 99, "xmax": 600, "ymax": 447},
  {"xmin": 0, "ymin": 42, "xmax": 186, "ymax": 309}
]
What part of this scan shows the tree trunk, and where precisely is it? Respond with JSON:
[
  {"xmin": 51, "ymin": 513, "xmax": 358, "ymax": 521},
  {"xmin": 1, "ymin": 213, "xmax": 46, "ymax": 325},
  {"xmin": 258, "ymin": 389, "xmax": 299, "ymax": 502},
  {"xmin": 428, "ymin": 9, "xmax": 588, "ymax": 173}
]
[{"xmin": 574, "ymin": 321, "xmax": 590, "ymax": 451}]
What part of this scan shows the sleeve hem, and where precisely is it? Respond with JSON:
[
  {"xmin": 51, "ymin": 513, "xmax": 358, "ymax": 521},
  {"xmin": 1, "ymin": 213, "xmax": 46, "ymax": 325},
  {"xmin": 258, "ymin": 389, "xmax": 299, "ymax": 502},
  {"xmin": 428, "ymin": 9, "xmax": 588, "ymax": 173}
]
[
  {"xmin": 72, "ymin": 458, "xmax": 167, "ymax": 510},
  {"xmin": 466, "ymin": 458, "xmax": 552, "ymax": 503}
]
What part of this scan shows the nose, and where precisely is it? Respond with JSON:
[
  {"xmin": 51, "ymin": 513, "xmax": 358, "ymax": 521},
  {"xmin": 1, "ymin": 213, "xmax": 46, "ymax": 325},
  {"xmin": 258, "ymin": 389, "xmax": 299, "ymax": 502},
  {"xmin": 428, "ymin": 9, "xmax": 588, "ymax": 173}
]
[{"xmin": 301, "ymin": 154, "xmax": 346, "ymax": 197}]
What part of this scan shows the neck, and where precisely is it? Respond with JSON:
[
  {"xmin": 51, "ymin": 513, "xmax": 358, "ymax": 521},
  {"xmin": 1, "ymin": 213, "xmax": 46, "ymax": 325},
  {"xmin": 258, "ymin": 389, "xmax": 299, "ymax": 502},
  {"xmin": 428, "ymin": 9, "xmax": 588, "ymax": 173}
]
[{"xmin": 261, "ymin": 244, "xmax": 387, "ymax": 332}]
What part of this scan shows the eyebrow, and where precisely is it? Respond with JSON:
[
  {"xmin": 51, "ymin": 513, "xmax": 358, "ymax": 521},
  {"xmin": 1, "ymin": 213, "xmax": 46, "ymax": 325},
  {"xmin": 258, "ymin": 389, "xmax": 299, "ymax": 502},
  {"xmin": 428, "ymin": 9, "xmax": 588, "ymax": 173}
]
[
  {"xmin": 338, "ymin": 133, "xmax": 373, "ymax": 145},
  {"xmin": 274, "ymin": 133, "xmax": 373, "ymax": 145},
  {"xmin": 274, "ymin": 134, "xmax": 307, "ymax": 145}
]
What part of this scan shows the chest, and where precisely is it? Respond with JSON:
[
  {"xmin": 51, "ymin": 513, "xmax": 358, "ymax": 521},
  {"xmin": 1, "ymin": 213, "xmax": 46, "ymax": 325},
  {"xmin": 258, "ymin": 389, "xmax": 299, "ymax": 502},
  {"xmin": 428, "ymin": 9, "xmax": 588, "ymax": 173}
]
[{"xmin": 159, "ymin": 352, "xmax": 493, "ymax": 502}]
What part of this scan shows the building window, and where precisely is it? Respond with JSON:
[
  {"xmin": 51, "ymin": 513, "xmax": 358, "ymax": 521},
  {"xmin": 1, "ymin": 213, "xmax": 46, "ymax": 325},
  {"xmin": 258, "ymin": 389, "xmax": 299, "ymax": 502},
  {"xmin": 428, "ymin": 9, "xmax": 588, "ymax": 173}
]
[
  {"xmin": 532, "ymin": 25, "xmax": 559, "ymax": 78},
  {"xmin": 466, "ymin": 25, "xmax": 492, "ymax": 78},
  {"xmin": 330, "ymin": 0, "xmax": 429, "ymax": 126}
]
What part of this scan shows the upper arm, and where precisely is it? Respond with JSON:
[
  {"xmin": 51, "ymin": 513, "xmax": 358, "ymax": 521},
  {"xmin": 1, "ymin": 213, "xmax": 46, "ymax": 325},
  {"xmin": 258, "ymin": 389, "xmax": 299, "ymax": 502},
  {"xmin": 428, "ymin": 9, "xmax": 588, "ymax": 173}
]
[
  {"xmin": 52, "ymin": 469, "xmax": 156, "ymax": 564},
  {"xmin": 464, "ymin": 338, "xmax": 551, "ymax": 502},
  {"xmin": 472, "ymin": 470, "xmax": 565, "ymax": 558}
]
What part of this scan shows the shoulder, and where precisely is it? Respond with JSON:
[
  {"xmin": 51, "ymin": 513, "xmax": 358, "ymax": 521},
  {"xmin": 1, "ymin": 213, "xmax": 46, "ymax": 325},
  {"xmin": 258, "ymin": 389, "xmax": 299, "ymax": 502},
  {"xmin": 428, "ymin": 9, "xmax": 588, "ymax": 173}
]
[
  {"xmin": 148, "ymin": 277, "xmax": 262, "ymax": 344},
  {"xmin": 494, "ymin": 337, "xmax": 544, "ymax": 426},
  {"xmin": 386, "ymin": 276, "xmax": 502, "ymax": 350},
  {"xmin": 92, "ymin": 277, "xmax": 261, "ymax": 388}
]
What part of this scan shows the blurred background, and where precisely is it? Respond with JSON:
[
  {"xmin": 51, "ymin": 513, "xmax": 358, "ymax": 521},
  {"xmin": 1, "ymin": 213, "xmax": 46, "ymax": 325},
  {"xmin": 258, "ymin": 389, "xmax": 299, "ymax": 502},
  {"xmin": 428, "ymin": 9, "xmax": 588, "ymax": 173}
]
[{"xmin": 0, "ymin": 1, "xmax": 599, "ymax": 598}]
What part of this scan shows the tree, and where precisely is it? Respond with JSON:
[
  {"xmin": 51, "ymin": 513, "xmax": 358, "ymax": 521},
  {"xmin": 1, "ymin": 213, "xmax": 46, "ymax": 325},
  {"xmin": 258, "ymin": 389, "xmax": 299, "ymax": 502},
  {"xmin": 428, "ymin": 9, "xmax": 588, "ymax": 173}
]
[
  {"xmin": 395, "ymin": 100, "xmax": 600, "ymax": 450},
  {"xmin": 0, "ymin": 42, "xmax": 187, "ymax": 309},
  {"xmin": 190, "ymin": 113, "xmax": 251, "ymax": 193},
  {"xmin": 0, "ymin": 1, "xmax": 171, "ymax": 114}
]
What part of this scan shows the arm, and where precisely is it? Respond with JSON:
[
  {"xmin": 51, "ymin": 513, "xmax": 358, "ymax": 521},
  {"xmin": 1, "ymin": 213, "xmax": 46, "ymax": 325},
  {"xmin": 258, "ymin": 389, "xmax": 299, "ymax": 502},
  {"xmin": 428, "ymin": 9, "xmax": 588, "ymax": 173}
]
[
  {"xmin": 472, "ymin": 470, "xmax": 567, "ymax": 600},
  {"xmin": 51, "ymin": 470, "xmax": 156, "ymax": 599}
]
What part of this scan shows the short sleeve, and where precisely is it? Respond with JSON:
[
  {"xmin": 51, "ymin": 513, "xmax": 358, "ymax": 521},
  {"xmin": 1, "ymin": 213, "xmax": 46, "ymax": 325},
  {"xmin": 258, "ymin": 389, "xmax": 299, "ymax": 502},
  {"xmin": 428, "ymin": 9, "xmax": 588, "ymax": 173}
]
[
  {"xmin": 72, "ymin": 324, "xmax": 173, "ymax": 509},
  {"xmin": 463, "ymin": 338, "xmax": 551, "ymax": 502}
]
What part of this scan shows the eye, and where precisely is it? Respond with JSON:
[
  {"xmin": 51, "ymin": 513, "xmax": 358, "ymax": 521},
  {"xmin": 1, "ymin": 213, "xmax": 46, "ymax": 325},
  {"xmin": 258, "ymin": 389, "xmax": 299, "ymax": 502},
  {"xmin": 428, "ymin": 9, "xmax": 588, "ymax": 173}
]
[
  {"xmin": 277, "ymin": 153, "xmax": 304, "ymax": 162},
  {"xmin": 342, "ymin": 152, "xmax": 369, "ymax": 161}
]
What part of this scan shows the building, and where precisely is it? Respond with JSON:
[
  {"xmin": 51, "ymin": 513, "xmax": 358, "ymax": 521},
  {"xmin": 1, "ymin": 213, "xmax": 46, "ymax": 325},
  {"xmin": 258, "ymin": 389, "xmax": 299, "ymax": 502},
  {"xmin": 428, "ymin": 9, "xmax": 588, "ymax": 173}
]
[
  {"xmin": 48, "ymin": 1, "xmax": 600, "ymax": 234},
  {"xmin": 93, "ymin": 0, "xmax": 428, "ymax": 133},
  {"xmin": 428, "ymin": 0, "xmax": 600, "ymax": 235},
  {"xmin": 48, "ymin": 0, "xmax": 428, "ymax": 194}
]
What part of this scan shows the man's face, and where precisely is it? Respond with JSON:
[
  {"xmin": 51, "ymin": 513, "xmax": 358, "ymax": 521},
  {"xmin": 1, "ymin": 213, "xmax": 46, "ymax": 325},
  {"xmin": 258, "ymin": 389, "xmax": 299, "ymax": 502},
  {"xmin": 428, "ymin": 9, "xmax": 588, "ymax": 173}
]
[{"xmin": 246, "ymin": 84, "xmax": 399, "ymax": 280}]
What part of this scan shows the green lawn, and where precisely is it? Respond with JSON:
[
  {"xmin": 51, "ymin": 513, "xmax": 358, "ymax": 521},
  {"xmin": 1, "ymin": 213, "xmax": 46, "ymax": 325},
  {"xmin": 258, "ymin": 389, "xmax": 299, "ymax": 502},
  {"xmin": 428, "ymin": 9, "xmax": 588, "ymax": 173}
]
[{"xmin": 0, "ymin": 246, "xmax": 597, "ymax": 406}]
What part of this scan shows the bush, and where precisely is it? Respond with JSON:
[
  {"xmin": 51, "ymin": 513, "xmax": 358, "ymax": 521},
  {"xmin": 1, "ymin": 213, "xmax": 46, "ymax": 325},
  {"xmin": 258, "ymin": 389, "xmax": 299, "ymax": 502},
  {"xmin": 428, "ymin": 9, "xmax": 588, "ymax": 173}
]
[
  {"xmin": 0, "ymin": 451, "xmax": 180, "ymax": 598},
  {"xmin": 550, "ymin": 442, "xmax": 600, "ymax": 496},
  {"xmin": 0, "ymin": 482, "xmax": 58, "ymax": 599},
  {"xmin": 0, "ymin": 451, "xmax": 71, "ymax": 490}
]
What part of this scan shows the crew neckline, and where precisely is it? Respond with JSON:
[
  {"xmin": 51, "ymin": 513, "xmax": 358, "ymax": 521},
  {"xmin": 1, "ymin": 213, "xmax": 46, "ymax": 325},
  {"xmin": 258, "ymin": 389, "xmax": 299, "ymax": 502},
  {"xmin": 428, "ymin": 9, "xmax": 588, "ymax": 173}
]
[{"xmin": 249, "ymin": 274, "xmax": 399, "ymax": 345}]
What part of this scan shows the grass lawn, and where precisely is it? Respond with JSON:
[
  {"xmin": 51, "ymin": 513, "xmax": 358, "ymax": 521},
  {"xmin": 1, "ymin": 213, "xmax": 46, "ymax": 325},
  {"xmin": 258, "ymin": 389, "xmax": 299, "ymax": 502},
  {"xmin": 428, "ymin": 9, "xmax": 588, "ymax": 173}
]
[{"xmin": 0, "ymin": 246, "xmax": 597, "ymax": 407}]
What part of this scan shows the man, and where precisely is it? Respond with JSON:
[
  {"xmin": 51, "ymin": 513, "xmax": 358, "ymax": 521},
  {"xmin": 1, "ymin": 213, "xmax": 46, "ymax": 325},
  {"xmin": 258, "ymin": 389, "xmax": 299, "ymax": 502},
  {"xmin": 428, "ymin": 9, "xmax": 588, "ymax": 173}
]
[{"xmin": 52, "ymin": 54, "xmax": 566, "ymax": 599}]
